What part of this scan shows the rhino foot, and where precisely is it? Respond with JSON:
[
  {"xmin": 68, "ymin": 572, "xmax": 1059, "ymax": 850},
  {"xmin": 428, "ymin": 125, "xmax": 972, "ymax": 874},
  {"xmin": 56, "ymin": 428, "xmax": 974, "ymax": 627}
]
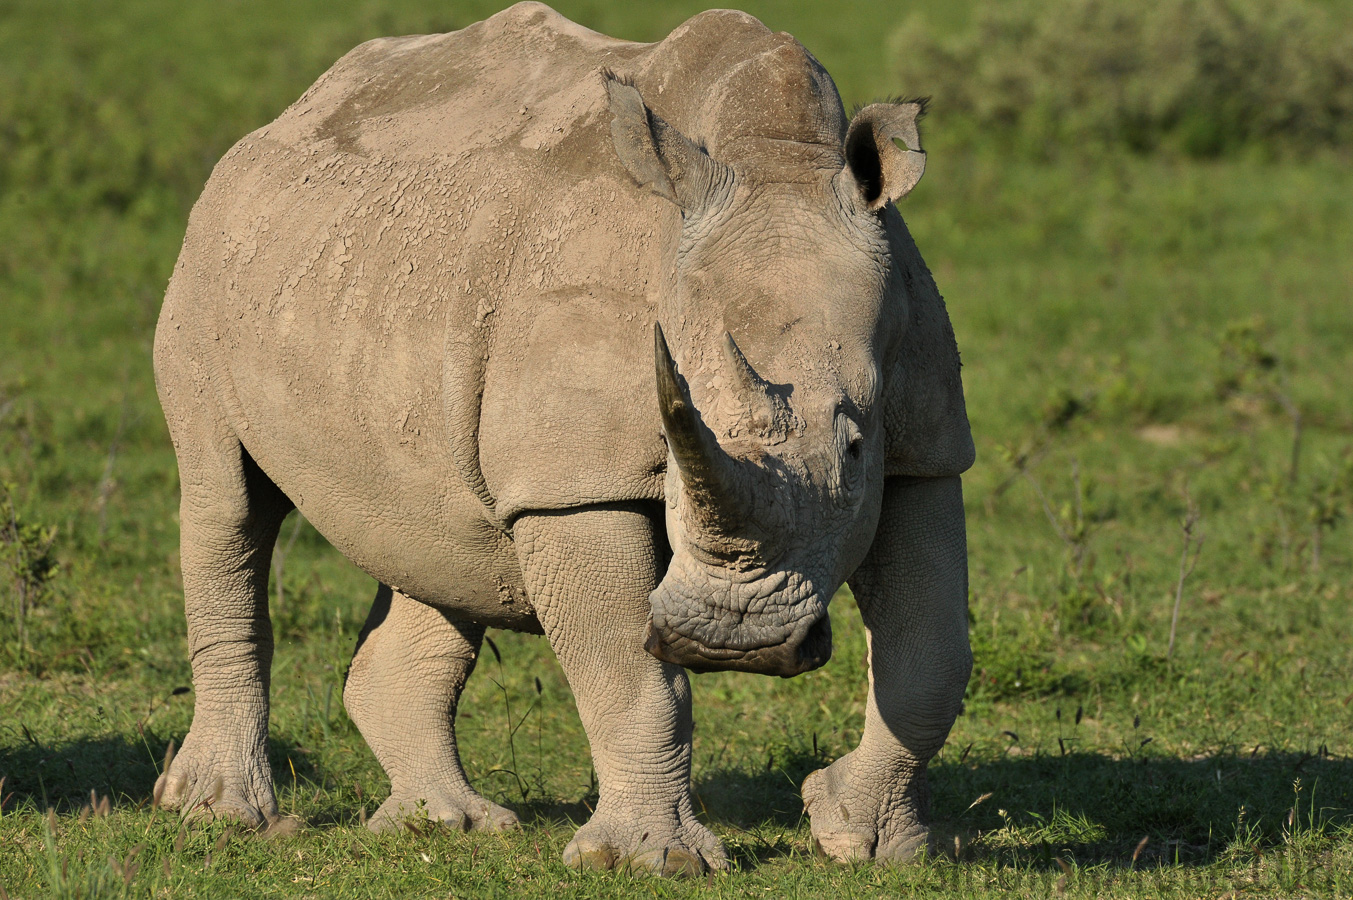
[
  {"xmin": 368, "ymin": 789, "xmax": 519, "ymax": 833},
  {"xmin": 801, "ymin": 752, "xmax": 932, "ymax": 864},
  {"xmin": 563, "ymin": 810, "xmax": 728, "ymax": 877},
  {"xmin": 155, "ymin": 733, "xmax": 278, "ymax": 829}
]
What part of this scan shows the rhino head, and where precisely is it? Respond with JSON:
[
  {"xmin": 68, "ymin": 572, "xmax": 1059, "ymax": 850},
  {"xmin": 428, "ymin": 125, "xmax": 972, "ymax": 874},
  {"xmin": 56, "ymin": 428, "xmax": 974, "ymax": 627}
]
[{"xmin": 606, "ymin": 76, "xmax": 931, "ymax": 677}]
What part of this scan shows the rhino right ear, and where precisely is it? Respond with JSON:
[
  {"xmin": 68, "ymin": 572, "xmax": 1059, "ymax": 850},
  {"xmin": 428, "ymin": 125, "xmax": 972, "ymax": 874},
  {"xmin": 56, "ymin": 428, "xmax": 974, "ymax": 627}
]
[
  {"xmin": 606, "ymin": 77, "xmax": 732, "ymax": 215},
  {"xmin": 839, "ymin": 100, "xmax": 928, "ymax": 212}
]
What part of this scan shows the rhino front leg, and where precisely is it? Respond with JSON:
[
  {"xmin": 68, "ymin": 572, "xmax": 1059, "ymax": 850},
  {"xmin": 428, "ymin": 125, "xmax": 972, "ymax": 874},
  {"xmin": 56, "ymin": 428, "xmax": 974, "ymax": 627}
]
[
  {"xmin": 344, "ymin": 584, "xmax": 518, "ymax": 832},
  {"xmin": 802, "ymin": 475, "xmax": 971, "ymax": 862},
  {"xmin": 156, "ymin": 428, "xmax": 291, "ymax": 828},
  {"xmin": 514, "ymin": 504, "xmax": 727, "ymax": 876}
]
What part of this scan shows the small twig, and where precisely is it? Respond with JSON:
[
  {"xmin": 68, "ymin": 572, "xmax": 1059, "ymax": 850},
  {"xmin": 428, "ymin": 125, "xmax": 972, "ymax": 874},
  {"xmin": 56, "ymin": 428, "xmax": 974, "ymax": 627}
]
[
  {"xmin": 989, "ymin": 440, "xmax": 1052, "ymax": 502},
  {"xmin": 1070, "ymin": 460, "xmax": 1087, "ymax": 576},
  {"xmin": 1272, "ymin": 385, "xmax": 1302, "ymax": 488},
  {"xmin": 1022, "ymin": 469, "xmax": 1072, "ymax": 548},
  {"xmin": 1168, "ymin": 488, "xmax": 1204, "ymax": 659},
  {"xmin": 272, "ymin": 514, "xmax": 304, "ymax": 612},
  {"xmin": 94, "ymin": 398, "xmax": 131, "ymax": 540}
]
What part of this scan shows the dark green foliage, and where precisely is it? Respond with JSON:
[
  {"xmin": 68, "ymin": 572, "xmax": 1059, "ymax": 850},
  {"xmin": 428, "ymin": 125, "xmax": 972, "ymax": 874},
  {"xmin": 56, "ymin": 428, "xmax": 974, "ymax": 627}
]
[
  {"xmin": 892, "ymin": 0, "xmax": 1353, "ymax": 157},
  {"xmin": 0, "ymin": 481, "xmax": 59, "ymax": 654}
]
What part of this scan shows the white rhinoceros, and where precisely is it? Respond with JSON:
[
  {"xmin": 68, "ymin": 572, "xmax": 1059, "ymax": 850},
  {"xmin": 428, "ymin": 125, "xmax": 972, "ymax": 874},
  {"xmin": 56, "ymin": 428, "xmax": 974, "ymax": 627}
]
[{"xmin": 152, "ymin": 2, "xmax": 974, "ymax": 874}]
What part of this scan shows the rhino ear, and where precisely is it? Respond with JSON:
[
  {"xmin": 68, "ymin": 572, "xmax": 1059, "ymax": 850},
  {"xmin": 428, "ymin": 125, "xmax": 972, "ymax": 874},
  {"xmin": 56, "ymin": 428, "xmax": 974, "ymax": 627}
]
[
  {"xmin": 839, "ymin": 100, "xmax": 928, "ymax": 212},
  {"xmin": 605, "ymin": 77, "xmax": 732, "ymax": 215}
]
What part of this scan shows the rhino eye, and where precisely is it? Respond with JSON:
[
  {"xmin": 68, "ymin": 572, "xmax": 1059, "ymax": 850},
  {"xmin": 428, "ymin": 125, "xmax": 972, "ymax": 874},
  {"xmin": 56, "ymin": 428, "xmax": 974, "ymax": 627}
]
[{"xmin": 847, "ymin": 436, "xmax": 863, "ymax": 460}]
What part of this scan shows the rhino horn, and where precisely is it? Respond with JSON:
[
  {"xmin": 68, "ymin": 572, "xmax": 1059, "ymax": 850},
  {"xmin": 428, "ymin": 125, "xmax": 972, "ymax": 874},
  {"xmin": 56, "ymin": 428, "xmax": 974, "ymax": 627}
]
[
  {"xmin": 723, "ymin": 331, "xmax": 800, "ymax": 442},
  {"xmin": 655, "ymin": 323, "xmax": 744, "ymax": 527},
  {"xmin": 721, "ymin": 331, "xmax": 774, "ymax": 408}
]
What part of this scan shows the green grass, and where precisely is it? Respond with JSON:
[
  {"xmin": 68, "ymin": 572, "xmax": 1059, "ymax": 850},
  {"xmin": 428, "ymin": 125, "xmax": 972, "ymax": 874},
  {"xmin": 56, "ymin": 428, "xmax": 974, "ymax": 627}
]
[{"xmin": 2, "ymin": 0, "xmax": 1353, "ymax": 897}]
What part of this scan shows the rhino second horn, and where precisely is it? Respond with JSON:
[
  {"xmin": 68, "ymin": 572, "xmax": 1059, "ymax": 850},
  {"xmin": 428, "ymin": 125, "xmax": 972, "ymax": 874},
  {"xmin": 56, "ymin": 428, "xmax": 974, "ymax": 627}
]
[
  {"xmin": 654, "ymin": 323, "xmax": 744, "ymax": 527},
  {"xmin": 722, "ymin": 331, "xmax": 780, "ymax": 424}
]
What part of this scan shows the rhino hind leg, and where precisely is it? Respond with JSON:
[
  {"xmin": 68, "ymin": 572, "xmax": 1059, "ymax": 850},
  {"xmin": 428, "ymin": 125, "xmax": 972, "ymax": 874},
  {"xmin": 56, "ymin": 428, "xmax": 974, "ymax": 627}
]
[
  {"xmin": 154, "ymin": 402, "xmax": 292, "ymax": 827},
  {"xmin": 344, "ymin": 585, "xmax": 519, "ymax": 833},
  {"xmin": 514, "ymin": 504, "xmax": 728, "ymax": 876},
  {"xmin": 802, "ymin": 476, "xmax": 971, "ymax": 863}
]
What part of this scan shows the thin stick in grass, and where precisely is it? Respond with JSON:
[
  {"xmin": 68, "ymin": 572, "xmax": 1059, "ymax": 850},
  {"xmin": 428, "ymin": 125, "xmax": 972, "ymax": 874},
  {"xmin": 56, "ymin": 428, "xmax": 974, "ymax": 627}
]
[{"xmin": 1168, "ymin": 487, "xmax": 1204, "ymax": 659}]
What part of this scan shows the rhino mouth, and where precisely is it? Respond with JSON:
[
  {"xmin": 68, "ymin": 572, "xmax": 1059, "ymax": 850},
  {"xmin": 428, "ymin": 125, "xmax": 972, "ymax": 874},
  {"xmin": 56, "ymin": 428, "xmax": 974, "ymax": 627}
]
[{"xmin": 644, "ymin": 611, "xmax": 832, "ymax": 677}]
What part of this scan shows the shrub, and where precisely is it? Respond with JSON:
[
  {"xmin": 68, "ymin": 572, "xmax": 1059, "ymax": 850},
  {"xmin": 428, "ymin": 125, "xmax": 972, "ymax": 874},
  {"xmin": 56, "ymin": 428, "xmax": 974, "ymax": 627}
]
[
  {"xmin": 891, "ymin": 0, "xmax": 1353, "ymax": 157},
  {"xmin": 0, "ymin": 481, "xmax": 59, "ymax": 651}
]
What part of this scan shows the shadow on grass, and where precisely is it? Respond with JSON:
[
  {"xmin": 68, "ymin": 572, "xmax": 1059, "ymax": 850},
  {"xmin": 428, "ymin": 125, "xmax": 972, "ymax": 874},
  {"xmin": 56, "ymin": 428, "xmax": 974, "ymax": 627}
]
[
  {"xmin": 683, "ymin": 745, "xmax": 1353, "ymax": 869},
  {"xmin": 0, "ymin": 730, "xmax": 325, "ymax": 814},
  {"xmin": 4, "ymin": 732, "xmax": 1350, "ymax": 872},
  {"xmin": 930, "ymin": 747, "xmax": 1353, "ymax": 868}
]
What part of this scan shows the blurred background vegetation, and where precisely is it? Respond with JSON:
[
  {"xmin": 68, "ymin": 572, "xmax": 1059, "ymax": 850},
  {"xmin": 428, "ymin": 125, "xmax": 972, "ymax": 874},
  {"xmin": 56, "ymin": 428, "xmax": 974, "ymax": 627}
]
[
  {"xmin": 896, "ymin": 0, "xmax": 1353, "ymax": 157},
  {"xmin": 1, "ymin": 0, "xmax": 1351, "ymax": 896}
]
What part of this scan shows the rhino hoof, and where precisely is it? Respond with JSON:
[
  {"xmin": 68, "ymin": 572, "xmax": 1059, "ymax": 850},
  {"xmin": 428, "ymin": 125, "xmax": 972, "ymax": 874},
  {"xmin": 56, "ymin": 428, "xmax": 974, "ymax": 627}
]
[
  {"xmin": 562, "ymin": 819, "xmax": 728, "ymax": 877},
  {"xmin": 367, "ymin": 793, "xmax": 518, "ymax": 834},
  {"xmin": 802, "ymin": 756, "xmax": 931, "ymax": 864}
]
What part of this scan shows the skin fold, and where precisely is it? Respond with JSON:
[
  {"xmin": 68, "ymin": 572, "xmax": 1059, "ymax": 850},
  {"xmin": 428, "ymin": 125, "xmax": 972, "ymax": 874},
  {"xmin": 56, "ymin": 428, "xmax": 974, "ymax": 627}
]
[{"xmin": 152, "ymin": 1, "xmax": 974, "ymax": 873}]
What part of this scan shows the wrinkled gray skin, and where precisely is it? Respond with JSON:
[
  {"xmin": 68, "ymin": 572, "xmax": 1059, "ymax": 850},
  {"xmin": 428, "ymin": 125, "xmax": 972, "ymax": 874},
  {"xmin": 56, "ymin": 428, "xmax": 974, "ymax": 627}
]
[{"xmin": 152, "ymin": 3, "xmax": 974, "ymax": 874}]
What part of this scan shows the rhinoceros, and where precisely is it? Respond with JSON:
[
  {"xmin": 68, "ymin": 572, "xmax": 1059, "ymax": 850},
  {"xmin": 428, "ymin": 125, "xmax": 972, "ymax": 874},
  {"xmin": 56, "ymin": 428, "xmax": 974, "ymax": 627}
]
[{"xmin": 152, "ymin": 1, "xmax": 974, "ymax": 874}]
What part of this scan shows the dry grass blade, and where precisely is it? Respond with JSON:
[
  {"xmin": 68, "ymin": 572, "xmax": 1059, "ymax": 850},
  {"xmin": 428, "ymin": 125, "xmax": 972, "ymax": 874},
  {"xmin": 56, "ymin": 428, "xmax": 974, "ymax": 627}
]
[
  {"xmin": 1053, "ymin": 858, "xmax": 1072, "ymax": 895},
  {"xmin": 965, "ymin": 792, "xmax": 993, "ymax": 812},
  {"xmin": 1132, "ymin": 834, "xmax": 1149, "ymax": 865},
  {"xmin": 262, "ymin": 816, "xmax": 303, "ymax": 840},
  {"xmin": 0, "ymin": 880, "xmax": 9, "ymax": 900},
  {"xmin": 97, "ymin": 793, "xmax": 111, "ymax": 818},
  {"xmin": 162, "ymin": 858, "xmax": 172, "ymax": 879},
  {"xmin": 175, "ymin": 827, "xmax": 186, "ymax": 853},
  {"xmin": 215, "ymin": 827, "xmax": 233, "ymax": 853},
  {"xmin": 46, "ymin": 807, "xmax": 57, "ymax": 835},
  {"xmin": 162, "ymin": 739, "xmax": 176, "ymax": 774}
]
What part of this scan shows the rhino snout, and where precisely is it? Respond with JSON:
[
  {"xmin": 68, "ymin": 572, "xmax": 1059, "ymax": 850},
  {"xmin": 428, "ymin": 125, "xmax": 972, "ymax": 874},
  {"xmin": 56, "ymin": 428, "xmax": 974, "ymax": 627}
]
[{"xmin": 644, "ymin": 610, "xmax": 832, "ymax": 677}]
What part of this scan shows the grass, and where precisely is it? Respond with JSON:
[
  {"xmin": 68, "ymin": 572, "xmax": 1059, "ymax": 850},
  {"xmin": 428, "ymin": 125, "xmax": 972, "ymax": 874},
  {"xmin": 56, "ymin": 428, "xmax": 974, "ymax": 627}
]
[{"xmin": 2, "ymin": 0, "xmax": 1352, "ymax": 896}]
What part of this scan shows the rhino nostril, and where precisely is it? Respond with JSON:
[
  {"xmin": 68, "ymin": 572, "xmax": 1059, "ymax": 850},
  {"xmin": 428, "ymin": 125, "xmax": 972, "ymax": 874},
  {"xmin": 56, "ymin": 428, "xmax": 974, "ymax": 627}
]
[{"xmin": 793, "ymin": 613, "xmax": 832, "ymax": 673}]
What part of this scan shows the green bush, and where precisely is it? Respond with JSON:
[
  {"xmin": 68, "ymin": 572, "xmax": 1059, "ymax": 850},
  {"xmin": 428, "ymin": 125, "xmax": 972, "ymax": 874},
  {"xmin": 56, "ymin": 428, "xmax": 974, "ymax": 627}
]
[
  {"xmin": 891, "ymin": 0, "xmax": 1353, "ymax": 157},
  {"xmin": 0, "ymin": 481, "xmax": 58, "ymax": 652}
]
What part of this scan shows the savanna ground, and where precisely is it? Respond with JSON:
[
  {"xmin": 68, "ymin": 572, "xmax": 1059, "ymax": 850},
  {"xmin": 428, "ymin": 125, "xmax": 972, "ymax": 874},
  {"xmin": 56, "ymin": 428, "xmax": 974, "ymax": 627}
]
[{"xmin": 2, "ymin": 0, "xmax": 1352, "ymax": 896}]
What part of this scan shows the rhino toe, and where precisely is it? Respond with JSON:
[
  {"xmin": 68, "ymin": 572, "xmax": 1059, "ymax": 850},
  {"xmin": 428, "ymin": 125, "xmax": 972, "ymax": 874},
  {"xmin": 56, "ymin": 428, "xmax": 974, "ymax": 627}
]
[
  {"xmin": 368, "ymin": 791, "xmax": 518, "ymax": 834},
  {"xmin": 562, "ymin": 815, "xmax": 727, "ymax": 877}
]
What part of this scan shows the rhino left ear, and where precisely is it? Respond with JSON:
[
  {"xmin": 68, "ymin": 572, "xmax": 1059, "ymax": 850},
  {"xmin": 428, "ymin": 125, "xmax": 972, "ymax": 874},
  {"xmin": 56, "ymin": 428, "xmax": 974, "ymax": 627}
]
[
  {"xmin": 605, "ymin": 77, "xmax": 733, "ymax": 215},
  {"xmin": 838, "ymin": 100, "xmax": 928, "ymax": 212}
]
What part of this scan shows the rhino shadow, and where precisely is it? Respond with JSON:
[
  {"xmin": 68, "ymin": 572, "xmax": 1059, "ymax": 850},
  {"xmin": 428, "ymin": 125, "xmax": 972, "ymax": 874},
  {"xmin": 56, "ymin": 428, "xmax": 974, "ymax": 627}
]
[
  {"xmin": 6, "ymin": 726, "xmax": 1349, "ymax": 872},
  {"xmin": 684, "ymin": 745, "xmax": 1353, "ymax": 869},
  {"xmin": 0, "ymin": 729, "xmax": 324, "ymax": 816}
]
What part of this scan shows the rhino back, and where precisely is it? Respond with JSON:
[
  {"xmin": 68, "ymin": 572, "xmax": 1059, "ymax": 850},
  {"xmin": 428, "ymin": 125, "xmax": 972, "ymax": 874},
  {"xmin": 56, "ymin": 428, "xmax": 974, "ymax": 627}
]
[{"xmin": 159, "ymin": 2, "xmax": 853, "ymax": 557}]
